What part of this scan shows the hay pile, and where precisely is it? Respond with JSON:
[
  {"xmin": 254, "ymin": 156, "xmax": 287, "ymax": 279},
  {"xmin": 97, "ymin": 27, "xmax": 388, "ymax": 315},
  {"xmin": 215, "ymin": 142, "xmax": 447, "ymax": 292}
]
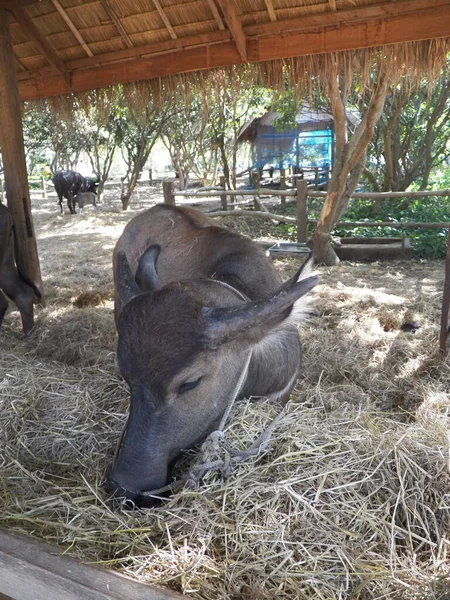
[{"xmin": 0, "ymin": 197, "xmax": 449, "ymax": 599}]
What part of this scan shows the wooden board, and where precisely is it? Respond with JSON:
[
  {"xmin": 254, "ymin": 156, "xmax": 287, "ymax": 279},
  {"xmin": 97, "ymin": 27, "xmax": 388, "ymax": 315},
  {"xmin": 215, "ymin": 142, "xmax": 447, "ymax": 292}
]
[{"xmin": 0, "ymin": 529, "xmax": 189, "ymax": 600}]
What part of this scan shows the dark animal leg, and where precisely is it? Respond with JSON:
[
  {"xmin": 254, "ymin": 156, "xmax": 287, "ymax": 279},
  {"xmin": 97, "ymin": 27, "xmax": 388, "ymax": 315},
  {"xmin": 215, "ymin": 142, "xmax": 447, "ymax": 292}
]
[
  {"xmin": 0, "ymin": 291, "xmax": 8, "ymax": 329},
  {"xmin": 58, "ymin": 194, "xmax": 63, "ymax": 213},
  {"xmin": 67, "ymin": 193, "xmax": 76, "ymax": 215},
  {"xmin": 0, "ymin": 277, "xmax": 35, "ymax": 334}
]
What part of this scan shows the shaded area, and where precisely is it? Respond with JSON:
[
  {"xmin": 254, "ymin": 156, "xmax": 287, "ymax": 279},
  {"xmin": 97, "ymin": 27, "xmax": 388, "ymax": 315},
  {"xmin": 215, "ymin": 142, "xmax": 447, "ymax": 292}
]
[{"xmin": 0, "ymin": 195, "xmax": 449, "ymax": 600}]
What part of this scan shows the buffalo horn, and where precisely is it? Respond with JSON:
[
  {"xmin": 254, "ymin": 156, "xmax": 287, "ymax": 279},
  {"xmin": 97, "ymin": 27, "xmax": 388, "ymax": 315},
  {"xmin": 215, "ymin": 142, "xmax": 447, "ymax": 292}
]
[
  {"xmin": 135, "ymin": 245, "xmax": 162, "ymax": 291},
  {"xmin": 204, "ymin": 274, "xmax": 318, "ymax": 344}
]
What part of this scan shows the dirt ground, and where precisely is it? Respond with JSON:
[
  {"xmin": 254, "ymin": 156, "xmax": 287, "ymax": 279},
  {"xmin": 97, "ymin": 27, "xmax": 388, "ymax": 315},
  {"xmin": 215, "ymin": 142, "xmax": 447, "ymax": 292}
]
[{"xmin": 0, "ymin": 183, "xmax": 449, "ymax": 599}]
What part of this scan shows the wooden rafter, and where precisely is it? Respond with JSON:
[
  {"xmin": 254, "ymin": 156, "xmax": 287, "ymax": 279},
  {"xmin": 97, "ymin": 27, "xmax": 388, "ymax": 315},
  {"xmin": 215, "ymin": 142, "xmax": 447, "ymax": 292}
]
[
  {"xmin": 245, "ymin": 0, "xmax": 449, "ymax": 37},
  {"xmin": 215, "ymin": 0, "xmax": 247, "ymax": 60},
  {"xmin": 51, "ymin": 0, "xmax": 93, "ymax": 57},
  {"xmin": 328, "ymin": 0, "xmax": 337, "ymax": 11},
  {"xmin": 0, "ymin": 0, "xmax": 34, "ymax": 7},
  {"xmin": 100, "ymin": 0, "xmax": 134, "ymax": 49},
  {"xmin": 152, "ymin": 0, "xmax": 177, "ymax": 40},
  {"xmin": 11, "ymin": 6, "xmax": 71, "ymax": 87},
  {"xmin": 206, "ymin": 0, "xmax": 225, "ymax": 30},
  {"xmin": 14, "ymin": 0, "xmax": 450, "ymax": 101},
  {"xmin": 264, "ymin": 0, "xmax": 277, "ymax": 22},
  {"xmin": 16, "ymin": 30, "xmax": 232, "ymax": 81}
]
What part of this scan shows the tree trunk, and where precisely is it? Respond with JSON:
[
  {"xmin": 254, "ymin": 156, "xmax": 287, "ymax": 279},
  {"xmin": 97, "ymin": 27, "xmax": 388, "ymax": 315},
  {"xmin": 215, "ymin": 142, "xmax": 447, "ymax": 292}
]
[{"xmin": 311, "ymin": 74, "xmax": 388, "ymax": 265}]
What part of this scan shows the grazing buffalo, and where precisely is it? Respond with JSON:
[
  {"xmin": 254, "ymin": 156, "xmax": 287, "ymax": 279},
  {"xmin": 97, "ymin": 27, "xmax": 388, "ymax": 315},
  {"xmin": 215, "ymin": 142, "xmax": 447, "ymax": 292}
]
[
  {"xmin": 53, "ymin": 170, "xmax": 98, "ymax": 214},
  {"xmin": 74, "ymin": 191, "xmax": 97, "ymax": 211},
  {"xmin": 0, "ymin": 204, "xmax": 41, "ymax": 334},
  {"xmin": 108, "ymin": 204, "xmax": 318, "ymax": 507}
]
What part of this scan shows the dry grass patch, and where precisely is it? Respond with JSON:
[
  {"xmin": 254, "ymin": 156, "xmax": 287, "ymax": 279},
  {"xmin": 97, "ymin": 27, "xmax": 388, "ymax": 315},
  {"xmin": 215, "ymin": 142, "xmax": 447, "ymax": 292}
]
[{"xmin": 0, "ymin": 197, "xmax": 449, "ymax": 599}]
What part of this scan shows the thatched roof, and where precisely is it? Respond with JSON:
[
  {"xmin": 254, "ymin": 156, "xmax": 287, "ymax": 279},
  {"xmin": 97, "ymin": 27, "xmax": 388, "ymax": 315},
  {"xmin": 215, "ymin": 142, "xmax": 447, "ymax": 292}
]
[{"xmin": 3, "ymin": 0, "xmax": 450, "ymax": 102}]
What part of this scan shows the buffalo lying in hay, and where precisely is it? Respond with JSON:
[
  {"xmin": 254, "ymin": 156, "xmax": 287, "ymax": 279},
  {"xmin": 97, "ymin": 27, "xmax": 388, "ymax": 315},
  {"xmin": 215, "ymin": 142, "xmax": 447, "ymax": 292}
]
[{"xmin": 108, "ymin": 204, "xmax": 317, "ymax": 507}]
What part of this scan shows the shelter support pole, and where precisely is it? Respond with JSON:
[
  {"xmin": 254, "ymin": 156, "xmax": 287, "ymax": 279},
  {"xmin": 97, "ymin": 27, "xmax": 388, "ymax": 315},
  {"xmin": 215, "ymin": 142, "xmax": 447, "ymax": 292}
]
[
  {"xmin": 0, "ymin": 9, "xmax": 44, "ymax": 298},
  {"xmin": 163, "ymin": 180, "xmax": 175, "ymax": 206},
  {"xmin": 439, "ymin": 228, "xmax": 450, "ymax": 353},
  {"xmin": 296, "ymin": 179, "xmax": 308, "ymax": 244}
]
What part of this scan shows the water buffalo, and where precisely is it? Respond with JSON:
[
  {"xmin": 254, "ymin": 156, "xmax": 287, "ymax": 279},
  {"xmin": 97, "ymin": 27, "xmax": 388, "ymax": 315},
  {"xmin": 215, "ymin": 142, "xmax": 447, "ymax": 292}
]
[
  {"xmin": 74, "ymin": 191, "xmax": 97, "ymax": 211},
  {"xmin": 0, "ymin": 204, "xmax": 41, "ymax": 334},
  {"xmin": 108, "ymin": 204, "xmax": 318, "ymax": 507},
  {"xmin": 53, "ymin": 170, "xmax": 98, "ymax": 214}
]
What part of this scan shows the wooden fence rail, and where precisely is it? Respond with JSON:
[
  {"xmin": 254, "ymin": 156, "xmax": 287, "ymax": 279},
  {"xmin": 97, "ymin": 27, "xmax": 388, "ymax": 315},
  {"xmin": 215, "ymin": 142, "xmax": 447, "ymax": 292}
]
[{"xmin": 172, "ymin": 181, "xmax": 450, "ymax": 353}]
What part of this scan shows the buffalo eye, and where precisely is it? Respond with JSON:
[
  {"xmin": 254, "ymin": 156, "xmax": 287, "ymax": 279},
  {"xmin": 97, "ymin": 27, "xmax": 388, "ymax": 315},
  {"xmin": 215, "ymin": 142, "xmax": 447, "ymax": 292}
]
[{"xmin": 178, "ymin": 376, "xmax": 203, "ymax": 395}]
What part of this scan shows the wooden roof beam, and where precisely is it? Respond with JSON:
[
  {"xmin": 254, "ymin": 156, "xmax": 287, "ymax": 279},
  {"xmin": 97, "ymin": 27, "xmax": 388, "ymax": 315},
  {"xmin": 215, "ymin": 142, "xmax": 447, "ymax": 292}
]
[
  {"xmin": 0, "ymin": 0, "xmax": 35, "ymax": 7},
  {"xmin": 51, "ymin": 0, "xmax": 94, "ymax": 57},
  {"xmin": 17, "ymin": 3, "xmax": 450, "ymax": 101},
  {"xmin": 264, "ymin": 0, "xmax": 277, "ymax": 22},
  {"xmin": 152, "ymin": 0, "xmax": 177, "ymax": 40},
  {"xmin": 16, "ymin": 30, "xmax": 232, "ymax": 81},
  {"xmin": 215, "ymin": 0, "xmax": 247, "ymax": 60},
  {"xmin": 206, "ymin": 0, "xmax": 225, "ymax": 30},
  {"xmin": 100, "ymin": 0, "xmax": 134, "ymax": 49},
  {"xmin": 12, "ymin": 6, "xmax": 71, "ymax": 87},
  {"xmin": 246, "ymin": 0, "xmax": 450, "ymax": 37},
  {"xmin": 328, "ymin": 0, "xmax": 337, "ymax": 11}
]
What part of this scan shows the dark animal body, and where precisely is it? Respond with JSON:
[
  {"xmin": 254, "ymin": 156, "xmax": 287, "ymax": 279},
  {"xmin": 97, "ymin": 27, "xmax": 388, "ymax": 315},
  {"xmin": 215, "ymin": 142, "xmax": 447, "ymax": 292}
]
[
  {"xmin": 0, "ymin": 204, "xmax": 40, "ymax": 334},
  {"xmin": 52, "ymin": 170, "xmax": 98, "ymax": 214},
  {"xmin": 109, "ymin": 204, "xmax": 318, "ymax": 507},
  {"xmin": 74, "ymin": 191, "xmax": 97, "ymax": 211}
]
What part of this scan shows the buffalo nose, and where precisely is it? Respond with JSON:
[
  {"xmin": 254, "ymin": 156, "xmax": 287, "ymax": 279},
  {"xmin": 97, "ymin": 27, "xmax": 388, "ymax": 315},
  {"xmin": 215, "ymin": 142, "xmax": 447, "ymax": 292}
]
[{"xmin": 107, "ymin": 478, "xmax": 164, "ymax": 509}]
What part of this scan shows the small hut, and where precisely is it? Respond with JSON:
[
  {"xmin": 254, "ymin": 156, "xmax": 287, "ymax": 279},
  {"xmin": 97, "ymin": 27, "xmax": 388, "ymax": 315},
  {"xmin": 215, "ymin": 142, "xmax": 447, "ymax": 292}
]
[
  {"xmin": 239, "ymin": 105, "xmax": 334, "ymax": 173},
  {"xmin": 239, "ymin": 105, "xmax": 360, "ymax": 187}
]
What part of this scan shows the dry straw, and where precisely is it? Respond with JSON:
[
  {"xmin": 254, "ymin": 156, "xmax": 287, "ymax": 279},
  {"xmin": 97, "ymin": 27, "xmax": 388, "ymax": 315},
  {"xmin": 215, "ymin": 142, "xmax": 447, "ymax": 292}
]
[{"xmin": 0, "ymin": 195, "xmax": 449, "ymax": 599}]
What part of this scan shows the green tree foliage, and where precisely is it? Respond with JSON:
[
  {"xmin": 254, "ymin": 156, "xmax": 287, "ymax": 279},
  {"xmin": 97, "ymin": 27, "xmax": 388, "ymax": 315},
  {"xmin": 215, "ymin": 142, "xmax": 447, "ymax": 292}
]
[
  {"xmin": 117, "ymin": 85, "xmax": 170, "ymax": 210},
  {"xmin": 206, "ymin": 68, "xmax": 271, "ymax": 189},
  {"xmin": 160, "ymin": 92, "xmax": 218, "ymax": 189},
  {"xmin": 363, "ymin": 62, "xmax": 450, "ymax": 193},
  {"xmin": 22, "ymin": 106, "xmax": 53, "ymax": 175},
  {"xmin": 78, "ymin": 89, "xmax": 124, "ymax": 198}
]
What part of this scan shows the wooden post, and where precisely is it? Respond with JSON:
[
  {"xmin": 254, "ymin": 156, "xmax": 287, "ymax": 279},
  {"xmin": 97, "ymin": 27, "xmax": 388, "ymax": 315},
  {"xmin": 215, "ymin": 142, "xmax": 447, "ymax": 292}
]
[
  {"xmin": 314, "ymin": 167, "xmax": 319, "ymax": 190},
  {"xmin": 40, "ymin": 175, "xmax": 47, "ymax": 199},
  {"xmin": 296, "ymin": 179, "xmax": 308, "ymax": 244},
  {"xmin": 163, "ymin": 180, "xmax": 175, "ymax": 206},
  {"xmin": 0, "ymin": 9, "xmax": 44, "ymax": 298},
  {"xmin": 280, "ymin": 168, "xmax": 286, "ymax": 206},
  {"xmin": 251, "ymin": 170, "xmax": 261, "ymax": 210},
  {"xmin": 219, "ymin": 175, "xmax": 227, "ymax": 210},
  {"xmin": 325, "ymin": 165, "xmax": 330, "ymax": 189},
  {"xmin": 439, "ymin": 228, "xmax": 450, "ymax": 353}
]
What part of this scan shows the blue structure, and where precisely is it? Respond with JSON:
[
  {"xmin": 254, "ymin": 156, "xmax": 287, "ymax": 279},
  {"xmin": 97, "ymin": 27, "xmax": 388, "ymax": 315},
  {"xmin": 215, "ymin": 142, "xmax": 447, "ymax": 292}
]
[{"xmin": 238, "ymin": 106, "xmax": 334, "ymax": 172}]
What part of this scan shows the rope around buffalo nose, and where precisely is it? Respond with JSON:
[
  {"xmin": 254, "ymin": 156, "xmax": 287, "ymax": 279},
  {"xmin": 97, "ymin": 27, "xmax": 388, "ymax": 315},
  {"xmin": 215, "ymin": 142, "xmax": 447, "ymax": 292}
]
[
  {"xmin": 140, "ymin": 351, "xmax": 287, "ymax": 501},
  {"xmin": 140, "ymin": 405, "xmax": 287, "ymax": 500}
]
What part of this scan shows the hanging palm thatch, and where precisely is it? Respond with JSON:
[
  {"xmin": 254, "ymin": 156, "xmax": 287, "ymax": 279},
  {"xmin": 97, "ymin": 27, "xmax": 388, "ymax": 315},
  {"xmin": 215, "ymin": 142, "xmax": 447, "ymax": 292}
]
[{"xmin": 25, "ymin": 37, "xmax": 450, "ymax": 118}]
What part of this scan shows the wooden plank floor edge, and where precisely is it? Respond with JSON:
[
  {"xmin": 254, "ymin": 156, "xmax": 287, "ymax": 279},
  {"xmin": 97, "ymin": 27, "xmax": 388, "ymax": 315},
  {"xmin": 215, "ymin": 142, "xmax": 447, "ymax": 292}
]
[{"xmin": 0, "ymin": 529, "xmax": 190, "ymax": 600}]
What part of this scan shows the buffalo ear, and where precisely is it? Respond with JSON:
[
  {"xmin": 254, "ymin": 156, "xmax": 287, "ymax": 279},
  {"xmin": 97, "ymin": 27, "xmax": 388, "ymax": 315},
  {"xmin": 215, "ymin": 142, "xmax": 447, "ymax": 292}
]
[
  {"xmin": 204, "ymin": 273, "xmax": 318, "ymax": 346},
  {"xmin": 135, "ymin": 245, "xmax": 162, "ymax": 291},
  {"xmin": 279, "ymin": 255, "xmax": 314, "ymax": 291},
  {"xmin": 115, "ymin": 250, "xmax": 141, "ymax": 316}
]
